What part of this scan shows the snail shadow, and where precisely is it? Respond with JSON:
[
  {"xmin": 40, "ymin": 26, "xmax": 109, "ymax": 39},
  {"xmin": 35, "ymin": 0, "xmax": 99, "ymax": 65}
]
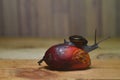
[{"xmin": 41, "ymin": 66, "xmax": 91, "ymax": 71}]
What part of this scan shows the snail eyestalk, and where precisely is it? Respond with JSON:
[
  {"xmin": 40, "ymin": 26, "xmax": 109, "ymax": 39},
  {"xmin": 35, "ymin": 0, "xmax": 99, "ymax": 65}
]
[
  {"xmin": 85, "ymin": 36, "xmax": 110, "ymax": 52},
  {"xmin": 96, "ymin": 36, "xmax": 110, "ymax": 45},
  {"xmin": 83, "ymin": 29, "xmax": 110, "ymax": 52},
  {"xmin": 94, "ymin": 29, "xmax": 110, "ymax": 45}
]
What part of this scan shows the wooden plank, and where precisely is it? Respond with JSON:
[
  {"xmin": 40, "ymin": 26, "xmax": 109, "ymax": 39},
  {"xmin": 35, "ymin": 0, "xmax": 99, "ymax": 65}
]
[
  {"xmin": 11, "ymin": 0, "xmax": 19, "ymax": 36},
  {"xmin": 102, "ymin": 0, "xmax": 116, "ymax": 37},
  {"xmin": 116, "ymin": 0, "xmax": 120, "ymax": 36},
  {"xmin": 0, "ymin": 0, "xmax": 119, "ymax": 37},
  {"xmin": 36, "ymin": 0, "xmax": 54, "ymax": 37},
  {"xmin": 2, "ymin": 0, "xmax": 19, "ymax": 36},
  {"xmin": 18, "ymin": 0, "xmax": 32, "ymax": 36},
  {"xmin": 85, "ymin": 0, "xmax": 102, "ymax": 37},
  {"xmin": 0, "ymin": 0, "xmax": 4, "ymax": 36},
  {"xmin": 53, "ymin": 0, "xmax": 69, "ymax": 37},
  {"xmin": 0, "ymin": 59, "xmax": 120, "ymax": 80},
  {"xmin": 54, "ymin": 14, "xmax": 70, "ymax": 37},
  {"xmin": 0, "ymin": 37, "xmax": 120, "ymax": 79},
  {"xmin": 29, "ymin": 0, "xmax": 39, "ymax": 36},
  {"xmin": 69, "ymin": 0, "xmax": 86, "ymax": 36},
  {"xmin": 2, "ymin": 0, "xmax": 10, "ymax": 36}
]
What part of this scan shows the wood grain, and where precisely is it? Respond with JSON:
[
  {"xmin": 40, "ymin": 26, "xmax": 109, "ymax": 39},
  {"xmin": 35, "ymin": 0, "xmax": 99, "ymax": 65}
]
[
  {"xmin": 85, "ymin": 0, "xmax": 102, "ymax": 37},
  {"xmin": 0, "ymin": 0, "xmax": 4, "ymax": 36},
  {"xmin": 37, "ymin": 0, "xmax": 54, "ymax": 37},
  {"xmin": 53, "ymin": 0, "xmax": 69, "ymax": 37},
  {"xmin": 2, "ymin": 0, "xmax": 19, "ymax": 36},
  {"xmin": 116, "ymin": 0, "xmax": 120, "ymax": 36},
  {"xmin": 0, "ymin": 59, "xmax": 120, "ymax": 80},
  {"xmin": 69, "ymin": 0, "xmax": 86, "ymax": 36},
  {"xmin": 102, "ymin": 0, "xmax": 116, "ymax": 37},
  {"xmin": 0, "ymin": 38, "xmax": 120, "ymax": 80},
  {"xmin": 29, "ymin": 0, "xmax": 38, "ymax": 36},
  {"xmin": 0, "ymin": 0, "xmax": 120, "ymax": 37}
]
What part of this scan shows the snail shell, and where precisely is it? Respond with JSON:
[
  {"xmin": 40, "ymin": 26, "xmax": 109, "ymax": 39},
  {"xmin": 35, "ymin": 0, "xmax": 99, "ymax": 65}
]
[{"xmin": 43, "ymin": 43, "xmax": 91, "ymax": 70}]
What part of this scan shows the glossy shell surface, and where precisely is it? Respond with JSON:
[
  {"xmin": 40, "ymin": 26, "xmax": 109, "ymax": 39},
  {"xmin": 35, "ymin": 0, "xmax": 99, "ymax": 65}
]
[{"xmin": 44, "ymin": 43, "xmax": 91, "ymax": 70}]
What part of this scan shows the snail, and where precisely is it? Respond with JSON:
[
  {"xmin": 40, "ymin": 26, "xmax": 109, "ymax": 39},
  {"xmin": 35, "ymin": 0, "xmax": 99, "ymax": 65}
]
[{"xmin": 38, "ymin": 30, "xmax": 110, "ymax": 70}]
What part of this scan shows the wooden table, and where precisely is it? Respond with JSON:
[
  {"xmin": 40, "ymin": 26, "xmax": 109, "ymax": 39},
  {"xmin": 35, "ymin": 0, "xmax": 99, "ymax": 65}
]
[{"xmin": 0, "ymin": 38, "xmax": 120, "ymax": 80}]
